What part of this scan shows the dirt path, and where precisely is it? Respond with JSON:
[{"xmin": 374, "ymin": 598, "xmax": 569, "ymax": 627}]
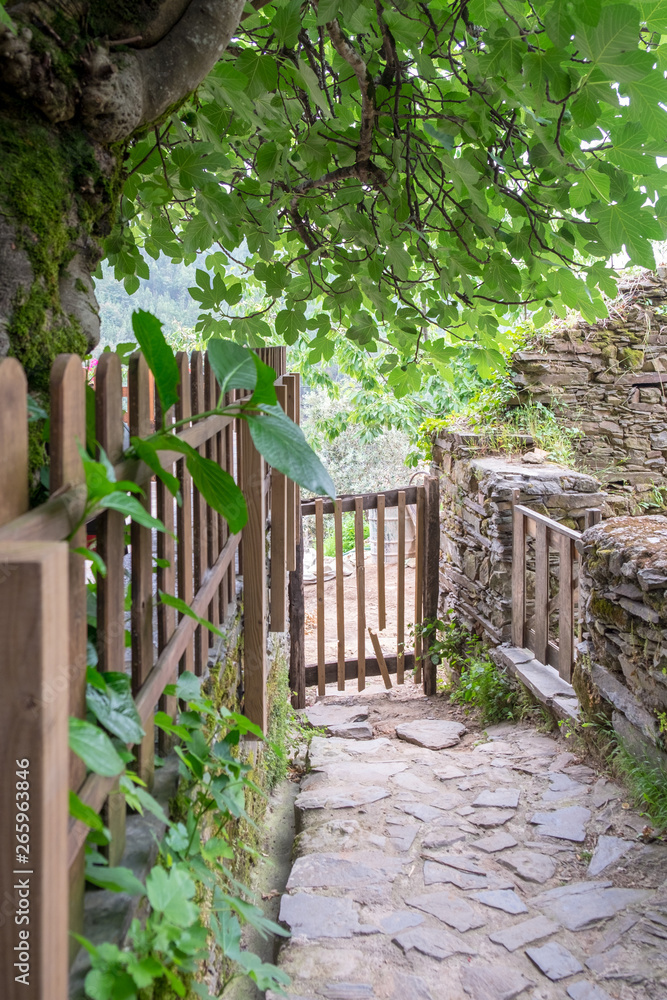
[{"xmin": 269, "ymin": 681, "xmax": 667, "ymax": 1000}]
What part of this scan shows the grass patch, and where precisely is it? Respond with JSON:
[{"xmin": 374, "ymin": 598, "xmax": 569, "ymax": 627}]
[{"xmin": 612, "ymin": 741, "xmax": 667, "ymax": 832}]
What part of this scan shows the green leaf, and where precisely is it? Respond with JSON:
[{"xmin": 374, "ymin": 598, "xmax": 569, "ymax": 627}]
[
  {"xmin": 146, "ymin": 866, "xmax": 199, "ymax": 926},
  {"xmin": 73, "ymin": 546, "xmax": 107, "ymax": 577},
  {"xmin": 159, "ymin": 591, "xmax": 224, "ymax": 638},
  {"xmin": 0, "ymin": 2, "xmax": 17, "ymax": 33},
  {"xmin": 85, "ymin": 859, "xmax": 146, "ymax": 896},
  {"xmin": 271, "ymin": 0, "xmax": 302, "ymax": 47},
  {"xmin": 594, "ymin": 192, "xmax": 661, "ymax": 268},
  {"xmin": 235, "ymin": 51, "xmax": 278, "ymax": 100},
  {"xmin": 206, "ymin": 338, "xmax": 257, "ymax": 398},
  {"xmin": 86, "ymin": 672, "xmax": 145, "ymax": 744},
  {"xmin": 154, "ymin": 435, "xmax": 248, "ymax": 533},
  {"xmin": 249, "ymin": 353, "xmax": 278, "ymax": 407},
  {"xmin": 622, "ymin": 73, "xmax": 667, "ymax": 138},
  {"xmin": 130, "ymin": 436, "xmax": 181, "ymax": 501},
  {"xmin": 69, "ymin": 718, "xmax": 125, "ymax": 777},
  {"xmin": 131, "ymin": 310, "xmax": 181, "ymax": 414},
  {"xmin": 247, "ymin": 404, "xmax": 335, "ymax": 498},
  {"xmin": 99, "ymin": 492, "xmax": 166, "ymax": 532},
  {"xmin": 256, "ymin": 141, "xmax": 280, "ymax": 182},
  {"xmin": 275, "ymin": 309, "xmax": 305, "ymax": 345},
  {"xmin": 69, "ymin": 791, "xmax": 106, "ymax": 832},
  {"xmin": 575, "ymin": 5, "xmax": 640, "ymax": 74}
]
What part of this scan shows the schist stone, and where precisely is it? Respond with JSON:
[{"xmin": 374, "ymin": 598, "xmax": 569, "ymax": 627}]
[
  {"xmin": 421, "ymin": 853, "xmax": 486, "ymax": 874},
  {"xmin": 489, "ymin": 915, "xmax": 560, "ymax": 952},
  {"xmin": 391, "ymin": 973, "xmax": 434, "ymax": 1000},
  {"xmin": 526, "ymin": 941, "xmax": 584, "ymax": 980},
  {"xmin": 395, "ymin": 801, "xmax": 443, "ymax": 822},
  {"xmin": 474, "ymin": 832, "xmax": 518, "ymax": 853},
  {"xmin": 460, "ymin": 964, "xmax": 534, "ymax": 1000},
  {"xmin": 287, "ymin": 851, "xmax": 403, "ymax": 890},
  {"xmin": 528, "ymin": 806, "xmax": 591, "ymax": 842},
  {"xmin": 567, "ymin": 981, "xmax": 615, "ymax": 1000},
  {"xmin": 468, "ymin": 808, "xmax": 516, "ymax": 827},
  {"xmin": 296, "ymin": 785, "xmax": 390, "ymax": 811},
  {"xmin": 532, "ymin": 881, "xmax": 651, "ymax": 931},
  {"xmin": 386, "ymin": 823, "xmax": 419, "ymax": 852},
  {"xmin": 395, "ymin": 720, "xmax": 466, "ymax": 750},
  {"xmin": 377, "ymin": 911, "xmax": 424, "ymax": 934},
  {"xmin": 406, "ymin": 890, "xmax": 486, "ymax": 932},
  {"xmin": 279, "ymin": 893, "xmax": 361, "ymax": 938},
  {"xmin": 498, "ymin": 850, "xmax": 557, "ymax": 883},
  {"xmin": 423, "ymin": 861, "xmax": 490, "ymax": 889},
  {"xmin": 473, "ymin": 788, "xmax": 521, "ymax": 809},
  {"xmin": 471, "ymin": 889, "xmax": 528, "ymax": 914},
  {"xmin": 328, "ymin": 722, "xmax": 374, "ymax": 740},
  {"xmin": 304, "ymin": 704, "xmax": 369, "ymax": 729},
  {"xmin": 422, "ymin": 831, "xmax": 466, "ymax": 849},
  {"xmin": 392, "ymin": 925, "xmax": 476, "ymax": 961},
  {"xmin": 587, "ymin": 836, "xmax": 634, "ymax": 877}
]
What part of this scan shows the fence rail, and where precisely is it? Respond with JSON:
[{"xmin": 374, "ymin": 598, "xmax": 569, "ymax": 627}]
[{"xmin": 0, "ymin": 345, "xmax": 297, "ymax": 998}]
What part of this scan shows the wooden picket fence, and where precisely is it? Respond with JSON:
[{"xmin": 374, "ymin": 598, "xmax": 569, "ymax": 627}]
[{"xmin": 0, "ymin": 346, "xmax": 300, "ymax": 999}]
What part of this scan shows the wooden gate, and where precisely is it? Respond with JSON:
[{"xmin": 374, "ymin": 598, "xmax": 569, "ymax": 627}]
[{"xmin": 296, "ymin": 477, "xmax": 440, "ymax": 697}]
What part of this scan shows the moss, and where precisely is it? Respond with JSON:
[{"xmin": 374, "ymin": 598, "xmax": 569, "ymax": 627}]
[
  {"xmin": 619, "ymin": 347, "xmax": 644, "ymax": 370},
  {"xmin": 589, "ymin": 590, "xmax": 631, "ymax": 629},
  {"xmin": 572, "ymin": 654, "xmax": 614, "ymax": 724}
]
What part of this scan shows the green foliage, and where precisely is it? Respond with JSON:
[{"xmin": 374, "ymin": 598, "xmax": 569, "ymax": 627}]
[
  {"xmin": 419, "ymin": 613, "xmax": 519, "ymax": 725},
  {"xmin": 612, "ymin": 740, "xmax": 667, "ymax": 832},
  {"xmin": 322, "ymin": 513, "xmax": 369, "ymax": 557}
]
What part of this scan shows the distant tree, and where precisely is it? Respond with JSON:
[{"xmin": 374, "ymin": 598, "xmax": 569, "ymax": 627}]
[{"xmin": 2, "ymin": 1, "xmax": 667, "ymax": 395}]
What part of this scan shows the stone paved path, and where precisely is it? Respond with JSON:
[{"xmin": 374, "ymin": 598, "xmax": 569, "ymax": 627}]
[{"xmin": 268, "ymin": 683, "xmax": 667, "ymax": 1000}]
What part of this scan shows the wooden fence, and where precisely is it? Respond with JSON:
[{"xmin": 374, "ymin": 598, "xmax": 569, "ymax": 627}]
[
  {"xmin": 0, "ymin": 346, "xmax": 299, "ymax": 999},
  {"xmin": 511, "ymin": 491, "xmax": 601, "ymax": 681}
]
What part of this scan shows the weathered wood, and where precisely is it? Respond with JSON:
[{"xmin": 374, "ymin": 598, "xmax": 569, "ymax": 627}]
[
  {"xmin": 534, "ymin": 520, "xmax": 549, "ymax": 666},
  {"xmin": 414, "ymin": 485, "xmax": 425, "ymax": 685},
  {"xmin": 302, "ymin": 485, "xmax": 420, "ymax": 516},
  {"xmin": 397, "ymin": 490, "xmax": 406, "ymax": 684},
  {"xmin": 205, "ymin": 356, "xmax": 220, "ymax": 628},
  {"xmin": 368, "ymin": 629, "xmax": 392, "ymax": 689},
  {"xmin": 0, "ymin": 358, "xmax": 28, "ymax": 526},
  {"xmin": 315, "ymin": 497, "xmax": 325, "ymax": 696},
  {"xmin": 95, "ymin": 353, "xmax": 126, "ymax": 865},
  {"xmin": 288, "ymin": 514, "xmax": 306, "ymax": 709},
  {"xmin": 156, "ymin": 390, "xmax": 176, "ymax": 756},
  {"xmin": 284, "ymin": 374, "xmax": 297, "ymax": 571},
  {"xmin": 512, "ymin": 491, "xmax": 526, "ymax": 648},
  {"xmin": 377, "ymin": 494, "xmax": 386, "ymax": 631},
  {"xmin": 355, "ymin": 496, "xmax": 366, "ymax": 691},
  {"xmin": 422, "ymin": 476, "xmax": 440, "ymax": 696},
  {"xmin": 129, "ymin": 353, "xmax": 155, "ymax": 788},
  {"xmin": 515, "ymin": 502, "xmax": 582, "ymax": 542},
  {"xmin": 0, "ymin": 541, "xmax": 69, "ymax": 1000},
  {"xmin": 585, "ymin": 508, "xmax": 602, "ymax": 529},
  {"xmin": 305, "ymin": 652, "xmax": 416, "ymax": 688},
  {"xmin": 191, "ymin": 352, "xmax": 208, "ymax": 676},
  {"xmin": 269, "ymin": 383, "xmax": 287, "ymax": 632},
  {"xmin": 334, "ymin": 498, "xmax": 345, "ymax": 692},
  {"xmin": 176, "ymin": 352, "xmax": 194, "ymax": 676},
  {"xmin": 240, "ymin": 416, "xmax": 267, "ymax": 732},
  {"xmin": 558, "ymin": 533, "xmax": 574, "ymax": 683}
]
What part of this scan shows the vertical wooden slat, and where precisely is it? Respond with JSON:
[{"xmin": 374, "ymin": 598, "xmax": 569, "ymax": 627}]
[
  {"xmin": 377, "ymin": 494, "xmax": 386, "ymax": 632},
  {"xmin": 0, "ymin": 541, "xmax": 69, "ymax": 1000},
  {"xmin": 585, "ymin": 508, "xmax": 602, "ymax": 530},
  {"xmin": 334, "ymin": 498, "xmax": 345, "ymax": 691},
  {"xmin": 240, "ymin": 416, "xmax": 267, "ymax": 731},
  {"xmin": 423, "ymin": 476, "xmax": 440, "ymax": 696},
  {"xmin": 315, "ymin": 498, "xmax": 325, "ymax": 696},
  {"xmin": 414, "ymin": 485, "xmax": 425, "ymax": 685},
  {"xmin": 191, "ymin": 352, "xmax": 208, "ymax": 676},
  {"xmin": 368, "ymin": 628, "xmax": 392, "ymax": 689},
  {"xmin": 225, "ymin": 391, "xmax": 236, "ymax": 610},
  {"xmin": 156, "ymin": 389, "xmax": 176, "ymax": 755},
  {"xmin": 176, "ymin": 352, "xmax": 194, "ymax": 675},
  {"xmin": 0, "ymin": 358, "xmax": 28, "ymax": 526},
  {"xmin": 558, "ymin": 533, "xmax": 574, "ymax": 683},
  {"xmin": 284, "ymin": 374, "xmax": 297, "ymax": 571},
  {"xmin": 534, "ymin": 520, "xmax": 549, "ymax": 666},
  {"xmin": 270, "ymin": 383, "xmax": 287, "ymax": 632},
  {"xmin": 205, "ymin": 357, "xmax": 220, "ymax": 628},
  {"xmin": 95, "ymin": 353, "xmax": 126, "ymax": 865},
  {"xmin": 294, "ymin": 373, "xmax": 301, "ymax": 552},
  {"xmin": 289, "ymin": 512, "xmax": 306, "ymax": 709},
  {"xmin": 129, "ymin": 353, "xmax": 155, "ymax": 788},
  {"xmin": 235, "ymin": 388, "xmax": 244, "ymax": 580},
  {"xmin": 511, "ymin": 490, "xmax": 526, "ymax": 648},
  {"xmin": 397, "ymin": 490, "xmax": 406, "ymax": 685},
  {"xmin": 355, "ymin": 496, "xmax": 366, "ymax": 692}
]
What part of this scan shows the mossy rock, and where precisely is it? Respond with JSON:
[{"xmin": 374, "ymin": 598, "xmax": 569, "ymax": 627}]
[
  {"xmin": 619, "ymin": 347, "xmax": 644, "ymax": 371},
  {"xmin": 589, "ymin": 590, "xmax": 631, "ymax": 629},
  {"xmin": 572, "ymin": 656, "xmax": 614, "ymax": 725}
]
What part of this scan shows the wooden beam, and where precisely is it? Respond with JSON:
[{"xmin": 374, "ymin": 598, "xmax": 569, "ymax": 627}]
[
  {"xmin": 240, "ymin": 416, "xmax": 267, "ymax": 732},
  {"xmin": 269, "ymin": 384, "xmax": 287, "ymax": 632},
  {"xmin": 355, "ymin": 496, "xmax": 366, "ymax": 691},
  {"xmin": 534, "ymin": 520, "xmax": 549, "ymax": 666},
  {"xmin": 334, "ymin": 498, "xmax": 345, "ymax": 692},
  {"xmin": 422, "ymin": 476, "xmax": 440, "ymax": 695},
  {"xmin": 511, "ymin": 490, "xmax": 526, "ymax": 649},
  {"xmin": 301, "ymin": 485, "xmax": 420, "ymax": 516},
  {"xmin": 315, "ymin": 498, "xmax": 325, "ymax": 696},
  {"xmin": 305, "ymin": 653, "xmax": 416, "ymax": 688},
  {"xmin": 288, "ymin": 514, "xmax": 305, "ymax": 709},
  {"xmin": 397, "ymin": 490, "xmax": 406, "ymax": 684},
  {"xmin": 0, "ymin": 358, "xmax": 28, "ymax": 527}
]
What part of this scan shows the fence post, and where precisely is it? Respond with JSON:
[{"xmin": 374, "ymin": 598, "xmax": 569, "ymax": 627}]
[
  {"xmin": 191, "ymin": 352, "xmax": 208, "ymax": 675},
  {"xmin": 240, "ymin": 418, "xmax": 267, "ymax": 732},
  {"xmin": 176, "ymin": 353, "xmax": 195, "ymax": 675},
  {"xmin": 269, "ymin": 383, "xmax": 287, "ymax": 632},
  {"xmin": 288, "ymin": 509, "xmax": 306, "ymax": 709},
  {"xmin": 422, "ymin": 475, "xmax": 440, "ymax": 695},
  {"xmin": 0, "ymin": 359, "xmax": 28, "ymax": 525},
  {"xmin": 0, "ymin": 541, "xmax": 70, "ymax": 1000},
  {"xmin": 511, "ymin": 489, "xmax": 526, "ymax": 648}
]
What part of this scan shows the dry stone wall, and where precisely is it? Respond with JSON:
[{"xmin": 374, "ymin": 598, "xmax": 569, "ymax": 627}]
[
  {"xmin": 578, "ymin": 515, "xmax": 667, "ymax": 770},
  {"xmin": 511, "ymin": 270, "xmax": 667, "ymax": 486}
]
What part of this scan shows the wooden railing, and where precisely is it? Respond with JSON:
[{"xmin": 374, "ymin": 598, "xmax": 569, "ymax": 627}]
[
  {"xmin": 511, "ymin": 490, "xmax": 601, "ymax": 681},
  {"xmin": 0, "ymin": 346, "xmax": 298, "ymax": 998}
]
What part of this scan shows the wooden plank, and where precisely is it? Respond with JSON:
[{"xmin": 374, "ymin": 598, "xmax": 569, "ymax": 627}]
[
  {"xmin": 226, "ymin": 391, "xmax": 236, "ymax": 610},
  {"xmin": 377, "ymin": 494, "xmax": 386, "ymax": 632},
  {"xmin": 368, "ymin": 629, "xmax": 392, "ymax": 689},
  {"xmin": 284, "ymin": 374, "xmax": 297, "ymax": 571},
  {"xmin": 0, "ymin": 358, "xmax": 28, "ymax": 526},
  {"xmin": 176, "ymin": 352, "xmax": 194, "ymax": 676},
  {"xmin": 334, "ymin": 498, "xmax": 345, "ymax": 692},
  {"xmin": 558, "ymin": 533, "xmax": 574, "ymax": 683},
  {"xmin": 288, "ymin": 512, "xmax": 306, "ymax": 709},
  {"xmin": 301, "ymin": 485, "xmax": 420, "ymax": 516},
  {"xmin": 205, "ymin": 355, "xmax": 220, "ymax": 629},
  {"xmin": 95, "ymin": 353, "xmax": 126, "ymax": 865},
  {"xmin": 414, "ymin": 485, "xmax": 425, "ymax": 685},
  {"xmin": 155, "ymin": 388, "xmax": 176, "ymax": 756},
  {"xmin": 129, "ymin": 353, "xmax": 155, "ymax": 788},
  {"xmin": 240, "ymin": 416, "xmax": 267, "ymax": 732},
  {"xmin": 514, "ymin": 502, "xmax": 582, "ymax": 541},
  {"xmin": 270, "ymin": 383, "xmax": 287, "ymax": 632},
  {"xmin": 0, "ymin": 541, "xmax": 69, "ymax": 1000},
  {"xmin": 294, "ymin": 373, "xmax": 301, "ymax": 558},
  {"xmin": 397, "ymin": 490, "xmax": 406, "ymax": 684},
  {"xmin": 511, "ymin": 490, "xmax": 526, "ymax": 649},
  {"xmin": 315, "ymin": 497, "xmax": 325, "ymax": 696},
  {"xmin": 585, "ymin": 508, "xmax": 602, "ymax": 529},
  {"xmin": 305, "ymin": 652, "xmax": 416, "ymax": 688},
  {"xmin": 422, "ymin": 476, "xmax": 440, "ymax": 695},
  {"xmin": 534, "ymin": 520, "xmax": 549, "ymax": 666},
  {"xmin": 355, "ymin": 496, "xmax": 366, "ymax": 691},
  {"xmin": 191, "ymin": 352, "xmax": 208, "ymax": 676}
]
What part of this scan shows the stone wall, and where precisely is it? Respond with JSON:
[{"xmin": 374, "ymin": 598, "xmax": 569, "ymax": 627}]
[
  {"xmin": 433, "ymin": 431, "xmax": 620, "ymax": 645},
  {"xmin": 577, "ymin": 516, "xmax": 667, "ymax": 769},
  {"xmin": 511, "ymin": 270, "xmax": 667, "ymax": 486}
]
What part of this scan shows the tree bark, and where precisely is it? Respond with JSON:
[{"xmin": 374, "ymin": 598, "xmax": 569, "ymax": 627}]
[{"xmin": 0, "ymin": 0, "xmax": 245, "ymax": 393}]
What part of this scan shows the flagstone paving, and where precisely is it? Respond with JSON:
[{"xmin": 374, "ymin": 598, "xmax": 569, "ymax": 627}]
[{"xmin": 269, "ymin": 683, "xmax": 667, "ymax": 1000}]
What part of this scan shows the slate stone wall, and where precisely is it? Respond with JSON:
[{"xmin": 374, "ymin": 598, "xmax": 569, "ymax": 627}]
[
  {"xmin": 577, "ymin": 515, "xmax": 667, "ymax": 768},
  {"xmin": 510, "ymin": 270, "xmax": 667, "ymax": 487}
]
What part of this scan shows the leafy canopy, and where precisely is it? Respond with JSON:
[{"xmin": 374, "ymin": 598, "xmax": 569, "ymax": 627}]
[{"xmin": 110, "ymin": 0, "xmax": 667, "ymax": 393}]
